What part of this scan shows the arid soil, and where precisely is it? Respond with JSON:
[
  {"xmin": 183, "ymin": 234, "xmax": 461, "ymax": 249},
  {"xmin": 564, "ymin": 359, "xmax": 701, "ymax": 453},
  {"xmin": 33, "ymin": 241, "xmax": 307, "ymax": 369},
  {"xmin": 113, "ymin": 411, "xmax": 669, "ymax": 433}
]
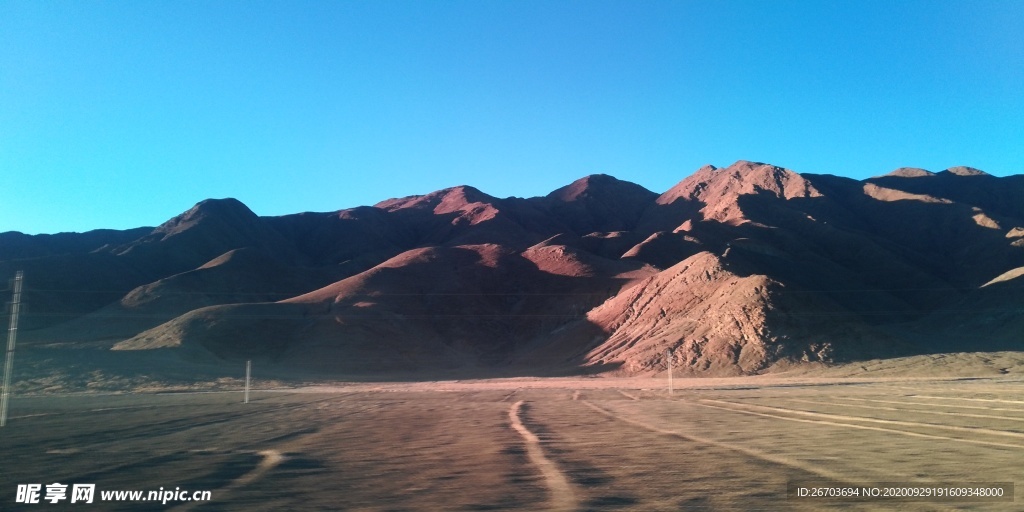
[{"xmin": 3, "ymin": 374, "xmax": 1021, "ymax": 511}]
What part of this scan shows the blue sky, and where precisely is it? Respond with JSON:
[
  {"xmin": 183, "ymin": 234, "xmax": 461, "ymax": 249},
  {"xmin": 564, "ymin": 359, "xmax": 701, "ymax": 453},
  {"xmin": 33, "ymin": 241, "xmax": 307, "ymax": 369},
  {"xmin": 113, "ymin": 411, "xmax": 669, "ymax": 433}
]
[{"xmin": 2, "ymin": 0, "xmax": 1022, "ymax": 234}]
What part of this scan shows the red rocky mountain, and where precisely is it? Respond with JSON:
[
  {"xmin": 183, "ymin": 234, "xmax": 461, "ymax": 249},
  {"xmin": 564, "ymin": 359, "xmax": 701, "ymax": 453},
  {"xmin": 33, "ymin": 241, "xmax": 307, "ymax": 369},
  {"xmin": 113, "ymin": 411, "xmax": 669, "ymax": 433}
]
[{"xmin": 3, "ymin": 160, "xmax": 1022, "ymax": 377}]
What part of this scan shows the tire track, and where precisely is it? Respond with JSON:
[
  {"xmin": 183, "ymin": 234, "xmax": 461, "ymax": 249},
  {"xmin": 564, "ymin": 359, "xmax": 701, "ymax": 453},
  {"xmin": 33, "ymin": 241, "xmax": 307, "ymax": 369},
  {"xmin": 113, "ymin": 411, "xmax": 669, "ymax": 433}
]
[
  {"xmin": 835, "ymin": 396, "xmax": 1024, "ymax": 414},
  {"xmin": 169, "ymin": 450, "xmax": 285, "ymax": 512},
  {"xmin": 703, "ymin": 399, "xmax": 1024, "ymax": 440},
  {"xmin": 168, "ymin": 400, "xmax": 387, "ymax": 511},
  {"xmin": 580, "ymin": 400, "xmax": 869, "ymax": 486},
  {"xmin": 43, "ymin": 396, "xmax": 342, "ymax": 453},
  {"xmin": 63, "ymin": 400, "xmax": 383, "ymax": 486},
  {"xmin": 234, "ymin": 450, "xmax": 285, "ymax": 487},
  {"xmin": 694, "ymin": 400, "xmax": 1024, "ymax": 451},
  {"xmin": 508, "ymin": 400, "xmax": 577, "ymax": 511},
  {"xmin": 616, "ymin": 390, "xmax": 639, "ymax": 401},
  {"xmin": 911, "ymin": 395, "xmax": 1024, "ymax": 406},
  {"xmin": 784, "ymin": 397, "xmax": 1024, "ymax": 423},
  {"xmin": 10, "ymin": 404, "xmax": 164, "ymax": 420}
]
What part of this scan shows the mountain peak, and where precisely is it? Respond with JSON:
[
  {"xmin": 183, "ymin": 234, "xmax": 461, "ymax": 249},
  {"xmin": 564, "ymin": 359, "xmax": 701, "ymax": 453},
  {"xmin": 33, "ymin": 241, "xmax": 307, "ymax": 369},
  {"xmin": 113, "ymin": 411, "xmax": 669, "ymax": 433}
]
[
  {"xmin": 155, "ymin": 198, "xmax": 258, "ymax": 237},
  {"xmin": 717, "ymin": 161, "xmax": 817, "ymax": 194},
  {"xmin": 547, "ymin": 174, "xmax": 650, "ymax": 202},
  {"xmin": 188, "ymin": 197, "xmax": 252, "ymax": 216},
  {"xmin": 374, "ymin": 185, "xmax": 495, "ymax": 212},
  {"xmin": 660, "ymin": 161, "xmax": 819, "ymax": 203},
  {"xmin": 882, "ymin": 167, "xmax": 935, "ymax": 178},
  {"xmin": 943, "ymin": 166, "xmax": 989, "ymax": 177},
  {"xmin": 543, "ymin": 175, "xmax": 657, "ymax": 235},
  {"xmin": 730, "ymin": 159, "xmax": 772, "ymax": 169}
]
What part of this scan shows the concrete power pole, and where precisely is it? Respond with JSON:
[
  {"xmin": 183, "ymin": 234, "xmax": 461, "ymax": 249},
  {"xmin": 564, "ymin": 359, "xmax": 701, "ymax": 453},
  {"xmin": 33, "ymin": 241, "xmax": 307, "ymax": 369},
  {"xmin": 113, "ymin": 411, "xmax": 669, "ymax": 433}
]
[
  {"xmin": 1, "ymin": 271, "xmax": 25, "ymax": 427},
  {"xmin": 244, "ymin": 360, "xmax": 251, "ymax": 404},
  {"xmin": 665, "ymin": 347, "xmax": 674, "ymax": 395}
]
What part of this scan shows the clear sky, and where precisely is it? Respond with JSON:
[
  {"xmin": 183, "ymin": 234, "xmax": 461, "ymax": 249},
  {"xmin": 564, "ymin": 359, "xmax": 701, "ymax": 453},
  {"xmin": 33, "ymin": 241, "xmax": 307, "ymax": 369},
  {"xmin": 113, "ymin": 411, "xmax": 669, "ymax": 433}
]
[{"xmin": 2, "ymin": 0, "xmax": 1022, "ymax": 234}]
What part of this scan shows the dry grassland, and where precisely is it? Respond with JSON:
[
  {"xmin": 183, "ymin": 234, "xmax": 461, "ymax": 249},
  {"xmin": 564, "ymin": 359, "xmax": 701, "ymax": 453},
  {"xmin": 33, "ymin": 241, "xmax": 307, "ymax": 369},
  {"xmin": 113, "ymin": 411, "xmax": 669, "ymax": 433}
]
[{"xmin": 2, "ymin": 376, "xmax": 1022, "ymax": 511}]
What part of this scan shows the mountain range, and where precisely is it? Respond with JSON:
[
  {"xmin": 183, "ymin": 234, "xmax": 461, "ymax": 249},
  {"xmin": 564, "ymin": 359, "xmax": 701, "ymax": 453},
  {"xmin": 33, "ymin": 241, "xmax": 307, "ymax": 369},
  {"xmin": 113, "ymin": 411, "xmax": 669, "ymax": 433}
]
[{"xmin": 3, "ymin": 160, "xmax": 1022, "ymax": 377}]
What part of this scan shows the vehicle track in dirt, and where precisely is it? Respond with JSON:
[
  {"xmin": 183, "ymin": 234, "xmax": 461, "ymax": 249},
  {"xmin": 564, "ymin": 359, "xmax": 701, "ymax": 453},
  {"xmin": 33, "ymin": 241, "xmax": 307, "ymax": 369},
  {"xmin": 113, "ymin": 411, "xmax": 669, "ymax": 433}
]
[
  {"xmin": 693, "ymin": 400, "xmax": 1024, "ymax": 451},
  {"xmin": 508, "ymin": 400, "xmax": 577, "ymax": 511}
]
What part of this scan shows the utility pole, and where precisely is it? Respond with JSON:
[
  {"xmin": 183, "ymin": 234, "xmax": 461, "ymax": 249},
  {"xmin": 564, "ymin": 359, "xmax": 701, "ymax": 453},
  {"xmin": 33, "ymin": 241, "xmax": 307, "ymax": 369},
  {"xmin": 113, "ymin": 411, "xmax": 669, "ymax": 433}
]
[
  {"xmin": 665, "ymin": 347, "xmax": 674, "ymax": 395},
  {"xmin": 244, "ymin": 360, "xmax": 251, "ymax": 404},
  {"xmin": 1, "ymin": 271, "xmax": 25, "ymax": 427}
]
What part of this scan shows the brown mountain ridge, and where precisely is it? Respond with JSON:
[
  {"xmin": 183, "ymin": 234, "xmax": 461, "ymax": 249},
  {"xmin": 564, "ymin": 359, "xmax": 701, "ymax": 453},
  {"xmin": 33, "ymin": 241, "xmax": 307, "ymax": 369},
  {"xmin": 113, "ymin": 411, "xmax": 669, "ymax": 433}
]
[{"xmin": 3, "ymin": 160, "xmax": 1022, "ymax": 378}]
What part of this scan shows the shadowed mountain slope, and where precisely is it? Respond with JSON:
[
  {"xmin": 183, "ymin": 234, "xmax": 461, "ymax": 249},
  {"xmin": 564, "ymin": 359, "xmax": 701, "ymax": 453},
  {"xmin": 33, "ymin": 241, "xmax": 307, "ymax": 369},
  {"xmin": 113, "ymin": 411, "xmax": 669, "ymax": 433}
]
[
  {"xmin": 5, "ymin": 161, "xmax": 1023, "ymax": 377},
  {"xmin": 540, "ymin": 174, "xmax": 659, "ymax": 236},
  {"xmin": 116, "ymin": 243, "xmax": 653, "ymax": 374}
]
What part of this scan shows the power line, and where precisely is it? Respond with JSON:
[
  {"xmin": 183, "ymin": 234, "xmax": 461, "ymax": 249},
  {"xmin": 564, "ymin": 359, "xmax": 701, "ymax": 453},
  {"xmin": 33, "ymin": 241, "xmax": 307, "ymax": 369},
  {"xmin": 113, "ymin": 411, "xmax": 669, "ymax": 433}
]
[{"xmin": 17, "ymin": 282, "xmax": 1024, "ymax": 296}]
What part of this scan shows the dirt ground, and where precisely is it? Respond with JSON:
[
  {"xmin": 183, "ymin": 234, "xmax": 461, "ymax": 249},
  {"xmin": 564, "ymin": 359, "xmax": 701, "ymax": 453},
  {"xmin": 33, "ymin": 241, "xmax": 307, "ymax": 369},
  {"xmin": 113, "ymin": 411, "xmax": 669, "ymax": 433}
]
[{"xmin": 1, "ymin": 375, "xmax": 1021, "ymax": 511}]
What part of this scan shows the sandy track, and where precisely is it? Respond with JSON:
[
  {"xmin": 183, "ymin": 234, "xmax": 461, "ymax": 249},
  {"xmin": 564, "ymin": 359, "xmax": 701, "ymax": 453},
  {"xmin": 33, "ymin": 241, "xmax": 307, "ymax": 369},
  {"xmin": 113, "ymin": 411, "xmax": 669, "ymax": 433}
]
[
  {"xmin": 170, "ymin": 450, "xmax": 285, "ymax": 512},
  {"xmin": 785, "ymin": 397, "xmax": 1024, "ymax": 423},
  {"xmin": 703, "ymin": 399, "xmax": 1024, "ymax": 440},
  {"xmin": 227, "ymin": 450, "xmax": 285, "ymax": 489},
  {"xmin": 11, "ymin": 404, "xmax": 162, "ymax": 420},
  {"xmin": 835, "ymin": 395, "xmax": 1024, "ymax": 413},
  {"xmin": 41, "ymin": 396, "xmax": 343, "ymax": 456},
  {"xmin": 911, "ymin": 395, "xmax": 1024, "ymax": 405},
  {"xmin": 616, "ymin": 390, "xmax": 639, "ymax": 400},
  {"xmin": 580, "ymin": 400, "xmax": 865, "ymax": 486},
  {"xmin": 694, "ymin": 400, "xmax": 1024, "ymax": 451},
  {"xmin": 508, "ymin": 400, "xmax": 577, "ymax": 511}
]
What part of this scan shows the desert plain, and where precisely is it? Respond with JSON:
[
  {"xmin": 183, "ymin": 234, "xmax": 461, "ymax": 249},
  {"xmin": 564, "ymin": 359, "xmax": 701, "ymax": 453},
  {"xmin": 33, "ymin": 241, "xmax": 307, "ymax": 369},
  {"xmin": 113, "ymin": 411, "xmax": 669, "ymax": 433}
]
[
  {"xmin": 4, "ymin": 163, "xmax": 1024, "ymax": 511},
  {"xmin": 3, "ymin": 361, "xmax": 1022, "ymax": 511}
]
